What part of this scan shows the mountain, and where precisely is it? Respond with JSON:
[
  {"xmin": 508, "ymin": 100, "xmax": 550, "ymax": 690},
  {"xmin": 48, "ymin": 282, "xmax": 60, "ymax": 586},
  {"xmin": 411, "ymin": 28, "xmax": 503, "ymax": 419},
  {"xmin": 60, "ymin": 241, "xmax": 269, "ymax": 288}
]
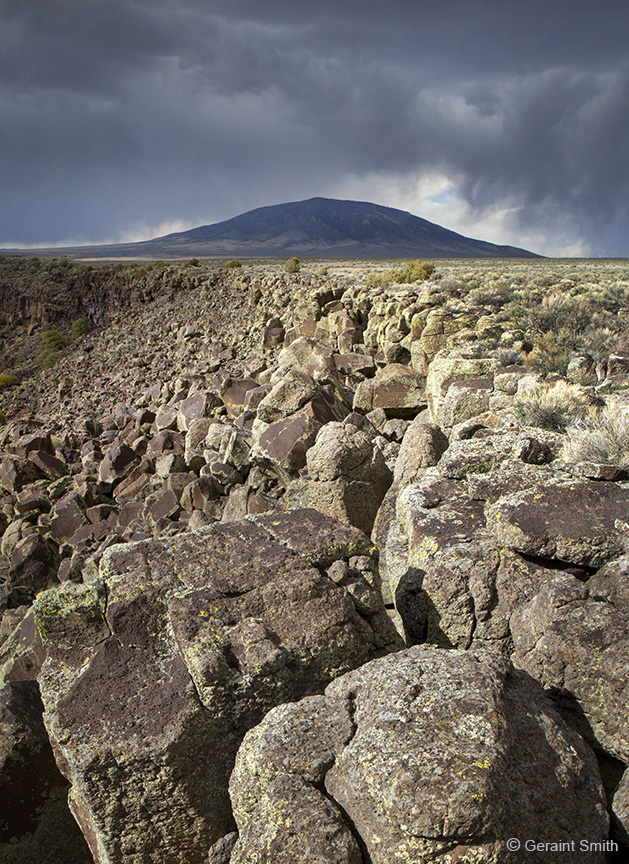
[{"xmin": 3, "ymin": 197, "xmax": 540, "ymax": 258}]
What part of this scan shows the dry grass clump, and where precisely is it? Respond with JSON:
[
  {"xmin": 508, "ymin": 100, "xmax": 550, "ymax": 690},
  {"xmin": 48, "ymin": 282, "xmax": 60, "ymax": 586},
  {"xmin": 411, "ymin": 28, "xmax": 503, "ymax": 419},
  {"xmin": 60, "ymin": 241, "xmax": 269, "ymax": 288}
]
[
  {"xmin": 561, "ymin": 402, "xmax": 629, "ymax": 467},
  {"xmin": 513, "ymin": 381, "xmax": 599, "ymax": 432},
  {"xmin": 493, "ymin": 347, "xmax": 524, "ymax": 367}
]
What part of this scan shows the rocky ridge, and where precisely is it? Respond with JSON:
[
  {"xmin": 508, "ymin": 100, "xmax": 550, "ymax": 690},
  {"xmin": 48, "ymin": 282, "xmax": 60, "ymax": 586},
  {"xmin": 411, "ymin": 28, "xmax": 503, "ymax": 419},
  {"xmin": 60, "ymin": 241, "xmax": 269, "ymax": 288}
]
[{"xmin": 1, "ymin": 256, "xmax": 629, "ymax": 861}]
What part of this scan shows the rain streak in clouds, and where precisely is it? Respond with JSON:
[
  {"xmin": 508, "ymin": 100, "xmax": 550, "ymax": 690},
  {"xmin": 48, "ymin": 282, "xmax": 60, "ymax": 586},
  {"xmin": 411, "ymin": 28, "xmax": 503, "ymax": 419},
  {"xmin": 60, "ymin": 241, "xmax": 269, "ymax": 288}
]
[{"xmin": 1, "ymin": 0, "xmax": 628, "ymax": 255}]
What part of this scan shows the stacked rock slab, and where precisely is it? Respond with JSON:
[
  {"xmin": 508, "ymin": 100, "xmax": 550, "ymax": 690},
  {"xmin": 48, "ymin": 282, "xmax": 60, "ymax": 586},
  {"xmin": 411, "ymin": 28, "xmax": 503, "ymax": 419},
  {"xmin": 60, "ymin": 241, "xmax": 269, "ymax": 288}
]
[{"xmin": 34, "ymin": 510, "xmax": 402, "ymax": 864}]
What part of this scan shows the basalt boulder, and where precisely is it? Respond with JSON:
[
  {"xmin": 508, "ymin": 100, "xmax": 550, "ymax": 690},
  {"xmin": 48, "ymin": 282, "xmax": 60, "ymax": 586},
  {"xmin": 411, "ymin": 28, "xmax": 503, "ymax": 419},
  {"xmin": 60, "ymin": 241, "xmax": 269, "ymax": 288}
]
[
  {"xmin": 34, "ymin": 511, "xmax": 402, "ymax": 864},
  {"xmin": 229, "ymin": 647, "xmax": 608, "ymax": 864}
]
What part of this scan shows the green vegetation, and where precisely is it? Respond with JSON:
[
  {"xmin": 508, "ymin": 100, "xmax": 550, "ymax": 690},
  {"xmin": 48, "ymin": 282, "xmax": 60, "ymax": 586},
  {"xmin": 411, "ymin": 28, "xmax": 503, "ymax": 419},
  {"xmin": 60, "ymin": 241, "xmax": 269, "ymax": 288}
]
[
  {"xmin": 38, "ymin": 329, "xmax": 68, "ymax": 368},
  {"xmin": 285, "ymin": 257, "xmax": 301, "ymax": 274},
  {"xmin": 225, "ymin": 259, "xmax": 242, "ymax": 269},
  {"xmin": 70, "ymin": 318, "xmax": 91, "ymax": 340},
  {"xmin": 185, "ymin": 258, "xmax": 200, "ymax": 267},
  {"xmin": 367, "ymin": 259, "xmax": 435, "ymax": 288},
  {"xmin": 0, "ymin": 373, "xmax": 18, "ymax": 390}
]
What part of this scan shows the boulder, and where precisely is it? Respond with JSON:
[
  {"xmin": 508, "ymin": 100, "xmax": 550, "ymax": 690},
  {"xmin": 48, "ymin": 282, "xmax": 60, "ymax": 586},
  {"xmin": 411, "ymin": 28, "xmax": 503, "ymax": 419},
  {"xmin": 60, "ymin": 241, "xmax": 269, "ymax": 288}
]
[
  {"xmin": 353, "ymin": 363, "xmax": 426, "ymax": 419},
  {"xmin": 98, "ymin": 441, "xmax": 139, "ymax": 485},
  {"xmin": 254, "ymin": 391, "xmax": 344, "ymax": 473},
  {"xmin": 229, "ymin": 647, "xmax": 608, "ymax": 864},
  {"xmin": 256, "ymin": 369, "xmax": 318, "ymax": 424},
  {"xmin": 486, "ymin": 478, "xmax": 629, "ymax": 568},
  {"xmin": 285, "ymin": 422, "xmax": 392, "ymax": 535},
  {"xmin": 276, "ymin": 337, "xmax": 336, "ymax": 383},
  {"xmin": 219, "ymin": 379, "xmax": 258, "ymax": 419},
  {"xmin": 34, "ymin": 513, "xmax": 401, "ymax": 864},
  {"xmin": 511, "ymin": 574, "xmax": 629, "ymax": 762},
  {"xmin": 425, "ymin": 351, "xmax": 500, "ymax": 426}
]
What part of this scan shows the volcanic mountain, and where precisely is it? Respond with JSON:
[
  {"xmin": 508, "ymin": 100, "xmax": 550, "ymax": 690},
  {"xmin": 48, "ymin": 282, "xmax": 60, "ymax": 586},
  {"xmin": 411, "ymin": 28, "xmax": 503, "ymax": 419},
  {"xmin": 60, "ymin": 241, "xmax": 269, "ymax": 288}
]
[{"xmin": 5, "ymin": 197, "xmax": 540, "ymax": 258}]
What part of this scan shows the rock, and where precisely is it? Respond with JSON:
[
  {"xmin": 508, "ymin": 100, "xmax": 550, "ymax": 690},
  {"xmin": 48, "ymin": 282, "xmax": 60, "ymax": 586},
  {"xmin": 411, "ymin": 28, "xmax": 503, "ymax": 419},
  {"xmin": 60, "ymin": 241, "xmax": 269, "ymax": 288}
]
[
  {"xmin": 276, "ymin": 336, "xmax": 337, "ymax": 383},
  {"xmin": 392, "ymin": 419, "xmax": 449, "ymax": 489},
  {"xmin": 0, "ymin": 609, "xmax": 44, "ymax": 684},
  {"xmin": 486, "ymin": 478, "xmax": 629, "ymax": 568},
  {"xmin": 425, "ymin": 351, "xmax": 500, "ymax": 426},
  {"xmin": 9, "ymin": 534, "xmax": 57, "ymax": 600},
  {"xmin": 230, "ymin": 774, "xmax": 363, "ymax": 864},
  {"xmin": 262, "ymin": 317, "xmax": 285, "ymax": 348},
  {"xmin": 587, "ymin": 555, "xmax": 629, "ymax": 614},
  {"xmin": 256, "ymin": 369, "xmax": 318, "ymax": 424},
  {"xmin": 27, "ymin": 449, "xmax": 69, "ymax": 480},
  {"xmin": 611, "ymin": 768, "xmax": 629, "ymax": 844},
  {"xmin": 254, "ymin": 391, "xmax": 343, "ymax": 473},
  {"xmin": 511, "ymin": 574, "xmax": 629, "ymax": 762},
  {"xmin": 353, "ymin": 363, "xmax": 427, "ymax": 419},
  {"xmin": 219, "ymin": 378, "xmax": 258, "ymax": 419},
  {"xmin": 98, "ymin": 441, "xmax": 139, "ymax": 485},
  {"xmin": 207, "ymin": 832, "xmax": 238, "ymax": 864},
  {"xmin": 49, "ymin": 492, "xmax": 86, "ymax": 542},
  {"xmin": 34, "ymin": 513, "xmax": 400, "ymax": 863},
  {"xmin": 177, "ymin": 391, "xmax": 218, "ymax": 430},
  {"xmin": 285, "ymin": 422, "xmax": 392, "ymax": 534},
  {"xmin": 229, "ymin": 647, "xmax": 608, "ymax": 864},
  {"xmin": 0, "ymin": 456, "xmax": 44, "ymax": 493}
]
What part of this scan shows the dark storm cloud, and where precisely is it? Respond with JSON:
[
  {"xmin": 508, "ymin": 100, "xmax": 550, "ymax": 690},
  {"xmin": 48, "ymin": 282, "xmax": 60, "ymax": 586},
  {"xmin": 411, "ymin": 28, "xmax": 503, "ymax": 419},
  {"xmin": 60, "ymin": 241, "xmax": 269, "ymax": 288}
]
[{"xmin": 1, "ymin": 0, "xmax": 628, "ymax": 253}]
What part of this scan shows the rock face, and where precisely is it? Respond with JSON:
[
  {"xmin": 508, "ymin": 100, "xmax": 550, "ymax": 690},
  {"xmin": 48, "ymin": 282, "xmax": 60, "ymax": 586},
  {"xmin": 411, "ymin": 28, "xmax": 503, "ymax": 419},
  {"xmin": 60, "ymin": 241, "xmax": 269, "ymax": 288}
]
[
  {"xmin": 285, "ymin": 421, "xmax": 392, "ymax": 534},
  {"xmin": 34, "ymin": 511, "xmax": 402, "ymax": 864},
  {"xmin": 229, "ymin": 647, "xmax": 608, "ymax": 863}
]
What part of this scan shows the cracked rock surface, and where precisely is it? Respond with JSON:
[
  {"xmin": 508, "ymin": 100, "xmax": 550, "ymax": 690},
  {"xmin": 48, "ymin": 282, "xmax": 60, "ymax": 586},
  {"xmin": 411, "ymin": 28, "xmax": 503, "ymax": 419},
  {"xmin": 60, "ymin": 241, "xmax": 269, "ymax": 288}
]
[{"xmin": 229, "ymin": 646, "xmax": 609, "ymax": 863}]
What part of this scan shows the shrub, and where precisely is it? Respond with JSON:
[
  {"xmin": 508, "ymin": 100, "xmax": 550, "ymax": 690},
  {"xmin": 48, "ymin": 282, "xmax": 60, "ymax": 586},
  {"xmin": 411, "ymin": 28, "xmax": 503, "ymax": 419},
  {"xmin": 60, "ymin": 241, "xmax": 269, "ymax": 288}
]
[
  {"xmin": 561, "ymin": 403, "xmax": 629, "ymax": 467},
  {"xmin": 185, "ymin": 258, "xmax": 200, "ymax": 267},
  {"xmin": 512, "ymin": 381, "xmax": 598, "ymax": 432},
  {"xmin": 70, "ymin": 318, "xmax": 91, "ymax": 340},
  {"xmin": 0, "ymin": 372, "xmax": 18, "ymax": 390},
  {"xmin": 525, "ymin": 332, "xmax": 571, "ymax": 377},
  {"xmin": 225, "ymin": 259, "xmax": 242, "ymax": 269},
  {"xmin": 285, "ymin": 257, "xmax": 301, "ymax": 274},
  {"xmin": 366, "ymin": 259, "xmax": 435, "ymax": 287},
  {"xmin": 38, "ymin": 349, "xmax": 62, "ymax": 369},
  {"xmin": 41, "ymin": 329, "xmax": 68, "ymax": 351},
  {"xmin": 317, "ymin": 266, "xmax": 329, "ymax": 277}
]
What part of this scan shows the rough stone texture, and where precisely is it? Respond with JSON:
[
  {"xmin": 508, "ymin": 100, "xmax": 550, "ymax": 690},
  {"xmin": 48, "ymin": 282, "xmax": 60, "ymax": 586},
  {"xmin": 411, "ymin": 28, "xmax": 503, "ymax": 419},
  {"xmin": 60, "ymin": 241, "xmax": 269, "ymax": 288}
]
[
  {"xmin": 391, "ymin": 419, "xmax": 449, "ymax": 489},
  {"xmin": 256, "ymin": 369, "xmax": 318, "ymax": 424},
  {"xmin": 511, "ymin": 574, "xmax": 629, "ymax": 763},
  {"xmin": 486, "ymin": 479, "xmax": 629, "ymax": 568},
  {"xmin": 425, "ymin": 351, "xmax": 500, "ymax": 426},
  {"xmin": 276, "ymin": 337, "xmax": 337, "ymax": 383},
  {"xmin": 611, "ymin": 767, "xmax": 629, "ymax": 844},
  {"xmin": 230, "ymin": 774, "xmax": 363, "ymax": 864},
  {"xmin": 285, "ymin": 422, "xmax": 392, "ymax": 534},
  {"xmin": 353, "ymin": 363, "xmax": 426, "ymax": 419},
  {"xmin": 34, "ymin": 512, "xmax": 401, "ymax": 864},
  {"xmin": 230, "ymin": 647, "xmax": 608, "ymax": 864},
  {"xmin": 254, "ymin": 391, "xmax": 345, "ymax": 472}
]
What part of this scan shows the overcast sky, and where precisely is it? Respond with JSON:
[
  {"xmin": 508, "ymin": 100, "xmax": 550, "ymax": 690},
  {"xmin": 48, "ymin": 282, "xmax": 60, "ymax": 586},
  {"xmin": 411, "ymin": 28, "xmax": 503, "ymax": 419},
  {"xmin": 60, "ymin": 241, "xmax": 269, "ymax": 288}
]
[{"xmin": 1, "ymin": 0, "xmax": 628, "ymax": 256}]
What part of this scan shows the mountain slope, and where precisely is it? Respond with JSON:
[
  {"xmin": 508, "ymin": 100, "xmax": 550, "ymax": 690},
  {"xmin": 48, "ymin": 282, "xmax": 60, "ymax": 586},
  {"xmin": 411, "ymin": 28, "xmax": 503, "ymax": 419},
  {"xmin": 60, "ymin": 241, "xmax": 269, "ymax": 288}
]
[
  {"xmin": 3, "ymin": 197, "xmax": 540, "ymax": 258},
  {"xmin": 141, "ymin": 197, "xmax": 539, "ymax": 258}
]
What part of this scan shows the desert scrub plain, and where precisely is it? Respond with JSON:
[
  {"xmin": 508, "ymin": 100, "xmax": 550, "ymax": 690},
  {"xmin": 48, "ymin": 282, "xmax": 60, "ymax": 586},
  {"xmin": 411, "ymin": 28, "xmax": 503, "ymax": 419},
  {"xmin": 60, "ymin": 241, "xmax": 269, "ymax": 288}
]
[{"xmin": 1, "ymin": 255, "xmax": 629, "ymax": 862}]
